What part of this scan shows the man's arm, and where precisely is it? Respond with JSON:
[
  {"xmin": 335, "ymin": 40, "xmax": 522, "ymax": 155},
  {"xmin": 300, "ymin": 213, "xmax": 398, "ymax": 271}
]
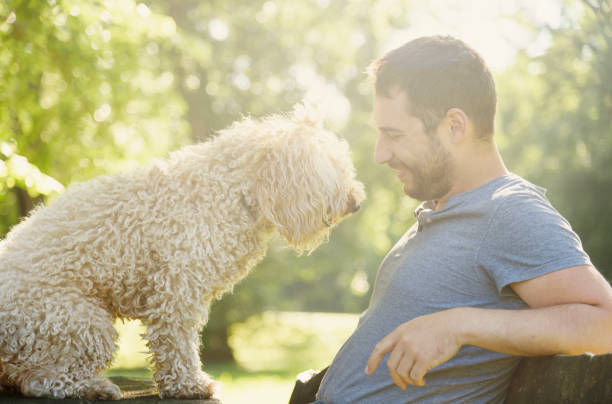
[{"xmin": 365, "ymin": 265, "xmax": 612, "ymax": 390}]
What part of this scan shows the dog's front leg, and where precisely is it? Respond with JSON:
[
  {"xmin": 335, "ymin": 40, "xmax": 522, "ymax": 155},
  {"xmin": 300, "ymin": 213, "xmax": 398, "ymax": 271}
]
[{"xmin": 143, "ymin": 316, "xmax": 216, "ymax": 399}]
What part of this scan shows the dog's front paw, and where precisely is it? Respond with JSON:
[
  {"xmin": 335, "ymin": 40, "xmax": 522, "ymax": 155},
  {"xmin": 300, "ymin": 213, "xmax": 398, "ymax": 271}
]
[
  {"xmin": 74, "ymin": 377, "xmax": 122, "ymax": 401},
  {"xmin": 157, "ymin": 372, "xmax": 218, "ymax": 399}
]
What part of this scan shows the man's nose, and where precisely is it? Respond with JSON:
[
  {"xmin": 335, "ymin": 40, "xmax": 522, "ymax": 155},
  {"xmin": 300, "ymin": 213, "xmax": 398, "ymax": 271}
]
[{"xmin": 374, "ymin": 137, "xmax": 392, "ymax": 165}]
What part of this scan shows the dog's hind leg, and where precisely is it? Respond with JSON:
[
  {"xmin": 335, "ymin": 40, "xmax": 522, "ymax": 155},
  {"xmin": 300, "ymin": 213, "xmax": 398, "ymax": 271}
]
[
  {"xmin": 0, "ymin": 290, "xmax": 120, "ymax": 399},
  {"xmin": 9, "ymin": 367, "xmax": 121, "ymax": 400},
  {"xmin": 0, "ymin": 361, "xmax": 12, "ymax": 393}
]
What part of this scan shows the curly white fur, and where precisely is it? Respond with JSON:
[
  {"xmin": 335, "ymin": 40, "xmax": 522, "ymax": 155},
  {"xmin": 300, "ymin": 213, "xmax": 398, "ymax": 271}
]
[{"xmin": 0, "ymin": 104, "xmax": 365, "ymax": 400}]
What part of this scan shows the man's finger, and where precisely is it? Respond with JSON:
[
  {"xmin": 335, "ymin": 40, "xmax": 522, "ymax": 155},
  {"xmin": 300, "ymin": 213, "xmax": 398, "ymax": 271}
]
[
  {"xmin": 410, "ymin": 348, "xmax": 451, "ymax": 386},
  {"xmin": 396, "ymin": 354, "xmax": 417, "ymax": 386},
  {"xmin": 365, "ymin": 333, "xmax": 397, "ymax": 375},
  {"xmin": 386, "ymin": 348, "xmax": 407, "ymax": 390},
  {"xmin": 409, "ymin": 361, "xmax": 427, "ymax": 386}
]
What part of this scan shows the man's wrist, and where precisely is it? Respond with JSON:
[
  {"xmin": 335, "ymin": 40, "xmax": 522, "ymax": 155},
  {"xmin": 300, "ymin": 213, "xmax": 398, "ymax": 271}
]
[{"xmin": 448, "ymin": 306, "xmax": 476, "ymax": 348}]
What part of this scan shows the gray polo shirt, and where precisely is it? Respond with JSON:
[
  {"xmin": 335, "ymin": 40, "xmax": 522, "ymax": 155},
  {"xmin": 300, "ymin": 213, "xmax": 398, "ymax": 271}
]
[{"xmin": 316, "ymin": 173, "xmax": 592, "ymax": 403}]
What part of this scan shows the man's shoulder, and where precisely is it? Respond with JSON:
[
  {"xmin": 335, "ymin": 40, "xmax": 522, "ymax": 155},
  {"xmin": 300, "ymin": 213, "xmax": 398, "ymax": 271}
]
[
  {"xmin": 485, "ymin": 174, "xmax": 552, "ymax": 215},
  {"xmin": 455, "ymin": 174, "xmax": 546, "ymax": 213},
  {"xmin": 490, "ymin": 174, "xmax": 546, "ymax": 202},
  {"xmin": 483, "ymin": 174, "xmax": 572, "ymax": 234}
]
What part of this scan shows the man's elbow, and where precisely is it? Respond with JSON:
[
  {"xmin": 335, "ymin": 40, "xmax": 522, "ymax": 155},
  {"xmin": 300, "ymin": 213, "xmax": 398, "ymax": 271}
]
[
  {"xmin": 587, "ymin": 302, "xmax": 612, "ymax": 355},
  {"xmin": 558, "ymin": 302, "xmax": 612, "ymax": 356}
]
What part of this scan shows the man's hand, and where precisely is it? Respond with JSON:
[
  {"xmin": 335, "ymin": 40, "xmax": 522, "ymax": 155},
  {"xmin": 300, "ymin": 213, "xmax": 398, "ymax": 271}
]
[
  {"xmin": 364, "ymin": 309, "xmax": 464, "ymax": 389},
  {"xmin": 364, "ymin": 266, "xmax": 612, "ymax": 391}
]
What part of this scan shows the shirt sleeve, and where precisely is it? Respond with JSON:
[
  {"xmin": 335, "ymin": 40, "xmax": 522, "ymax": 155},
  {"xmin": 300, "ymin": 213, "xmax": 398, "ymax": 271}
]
[{"xmin": 477, "ymin": 190, "xmax": 592, "ymax": 295}]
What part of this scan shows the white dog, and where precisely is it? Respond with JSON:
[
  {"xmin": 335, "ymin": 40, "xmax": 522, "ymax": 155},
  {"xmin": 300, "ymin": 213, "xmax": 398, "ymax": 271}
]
[{"xmin": 0, "ymin": 105, "xmax": 365, "ymax": 400}]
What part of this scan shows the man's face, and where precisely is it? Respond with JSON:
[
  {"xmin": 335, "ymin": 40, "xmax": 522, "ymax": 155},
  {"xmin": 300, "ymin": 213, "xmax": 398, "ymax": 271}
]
[{"xmin": 373, "ymin": 87, "xmax": 454, "ymax": 201}]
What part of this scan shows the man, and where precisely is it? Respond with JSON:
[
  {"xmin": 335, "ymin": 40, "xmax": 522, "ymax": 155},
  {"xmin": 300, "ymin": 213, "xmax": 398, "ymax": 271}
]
[{"xmin": 312, "ymin": 36, "xmax": 612, "ymax": 403}]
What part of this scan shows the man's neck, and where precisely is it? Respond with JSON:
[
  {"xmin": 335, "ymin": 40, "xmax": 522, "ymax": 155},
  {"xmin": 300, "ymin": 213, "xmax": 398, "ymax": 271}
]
[{"xmin": 435, "ymin": 142, "xmax": 508, "ymax": 210}]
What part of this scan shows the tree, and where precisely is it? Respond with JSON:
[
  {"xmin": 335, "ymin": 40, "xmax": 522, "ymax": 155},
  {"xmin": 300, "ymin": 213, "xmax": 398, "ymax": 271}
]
[
  {"xmin": 0, "ymin": 0, "xmax": 190, "ymax": 230},
  {"xmin": 496, "ymin": 0, "xmax": 612, "ymax": 279}
]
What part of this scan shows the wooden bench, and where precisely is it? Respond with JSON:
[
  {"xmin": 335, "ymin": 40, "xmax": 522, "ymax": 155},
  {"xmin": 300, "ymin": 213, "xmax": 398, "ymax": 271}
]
[
  {"xmin": 2, "ymin": 354, "xmax": 610, "ymax": 403},
  {"xmin": 0, "ymin": 377, "xmax": 221, "ymax": 403},
  {"xmin": 505, "ymin": 353, "xmax": 612, "ymax": 403},
  {"xmin": 290, "ymin": 353, "xmax": 612, "ymax": 403}
]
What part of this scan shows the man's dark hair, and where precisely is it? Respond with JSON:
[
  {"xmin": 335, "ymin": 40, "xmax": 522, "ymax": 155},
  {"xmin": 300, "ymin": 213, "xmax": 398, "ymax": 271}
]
[{"xmin": 368, "ymin": 35, "xmax": 497, "ymax": 139}]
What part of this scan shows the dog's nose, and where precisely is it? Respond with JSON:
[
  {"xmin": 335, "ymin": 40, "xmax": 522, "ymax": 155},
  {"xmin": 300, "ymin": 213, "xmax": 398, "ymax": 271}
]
[{"xmin": 347, "ymin": 195, "xmax": 360, "ymax": 214}]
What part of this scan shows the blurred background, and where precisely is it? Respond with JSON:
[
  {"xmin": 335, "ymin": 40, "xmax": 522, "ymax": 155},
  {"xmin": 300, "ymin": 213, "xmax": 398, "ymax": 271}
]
[{"xmin": 1, "ymin": 0, "xmax": 611, "ymax": 402}]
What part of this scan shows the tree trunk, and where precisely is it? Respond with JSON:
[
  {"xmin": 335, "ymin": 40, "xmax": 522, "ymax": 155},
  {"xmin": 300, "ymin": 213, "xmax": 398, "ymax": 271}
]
[{"xmin": 14, "ymin": 187, "xmax": 43, "ymax": 218}]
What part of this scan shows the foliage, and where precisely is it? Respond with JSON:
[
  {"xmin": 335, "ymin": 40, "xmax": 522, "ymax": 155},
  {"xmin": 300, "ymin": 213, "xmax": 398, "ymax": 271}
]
[
  {"xmin": 229, "ymin": 311, "xmax": 357, "ymax": 372},
  {"xmin": 0, "ymin": 141, "xmax": 63, "ymax": 226},
  {"xmin": 496, "ymin": 0, "xmax": 612, "ymax": 278},
  {"xmin": 0, "ymin": 0, "xmax": 189, "ymax": 227}
]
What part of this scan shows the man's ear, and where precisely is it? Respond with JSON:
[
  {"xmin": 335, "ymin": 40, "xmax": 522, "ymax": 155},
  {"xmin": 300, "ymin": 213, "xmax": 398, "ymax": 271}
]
[{"xmin": 445, "ymin": 108, "xmax": 469, "ymax": 143}]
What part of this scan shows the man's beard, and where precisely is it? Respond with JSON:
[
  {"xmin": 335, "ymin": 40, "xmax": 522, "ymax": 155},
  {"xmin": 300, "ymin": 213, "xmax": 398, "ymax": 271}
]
[{"xmin": 403, "ymin": 135, "xmax": 454, "ymax": 202}]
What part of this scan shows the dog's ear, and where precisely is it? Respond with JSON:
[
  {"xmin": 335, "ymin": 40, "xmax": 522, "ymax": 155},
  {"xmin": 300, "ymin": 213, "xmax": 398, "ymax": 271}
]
[{"xmin": 253, "ymin": 124, "xmax": 334, "ymax": 254}]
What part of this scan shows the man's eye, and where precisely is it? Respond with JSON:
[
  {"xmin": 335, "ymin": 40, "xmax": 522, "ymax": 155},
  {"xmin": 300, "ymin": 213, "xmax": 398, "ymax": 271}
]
[{"xmin": 386, "ymin": 131, "xmax": 403, "ymax": 138}]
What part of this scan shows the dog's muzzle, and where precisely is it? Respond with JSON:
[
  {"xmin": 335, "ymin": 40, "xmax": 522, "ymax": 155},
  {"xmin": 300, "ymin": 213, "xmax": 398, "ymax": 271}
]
[{"xmin": 347, "ymin": 195, "xmax": 360, "ymax": 214}]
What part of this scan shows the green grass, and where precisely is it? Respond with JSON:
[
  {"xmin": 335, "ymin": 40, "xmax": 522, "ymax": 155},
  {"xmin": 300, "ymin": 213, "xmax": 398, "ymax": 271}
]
[
  {"xmin": 107, "ymin": 312, "xmax": 359, "ymax": 404},
  {"xmin": 106, "ymin": 363, "xmax": 295, "ymax": 404}
]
